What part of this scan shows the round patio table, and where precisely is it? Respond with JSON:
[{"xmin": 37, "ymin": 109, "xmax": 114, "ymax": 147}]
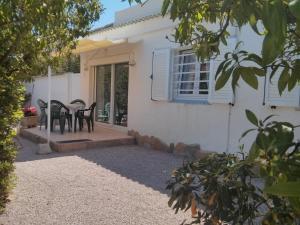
[{"xmin": 65, "ymin": 103, "xmax": 85, "ymax": 132}]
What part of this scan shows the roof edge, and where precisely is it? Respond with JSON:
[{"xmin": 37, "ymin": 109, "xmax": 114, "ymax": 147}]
[{"xmin": 90, "ymin": 13, "xmax": 162, "ymax": 35}]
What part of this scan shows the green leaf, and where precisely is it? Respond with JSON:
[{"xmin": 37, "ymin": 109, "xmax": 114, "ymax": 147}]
[
  {"xmin": 263, "ymin": 114, "xmax": 276, "ymax": 123},
  {"xmin": 221, "ymin": 0, "xmax": 233, "ymax": 11},
  {"xmin": 249, "ymin": 14, "xmax": 263, "ymax": 35},
  {"xmin": 215, "ymin": 69, "xmax": 231, "ymax": 91},
  {"xmin": 289, "ymin": 0, "xmax": 300, "ymax": 20},
  {"xmin": 262, "ymin": 34, "xmax": 280, "ymax": 65},
  {"xmin": 245, "ymin": 110, "xmax": 259, "ymax": 126},
  {"xmin": 235, "ymin": 41, "xmax": 243, "ymax": 50},
  {"xmin": 215, "ymin": 59, "xmax": 229, "ymax": 79},
  {"xmin": 241, "ymin": 68, "xmax": 259, "ymax": 89},
  {"xmin": 231, "ymin": 67, "xmax": 240, "ymax": 93},
  {"xmin": 244, "ymin": 54, "xmax": 263, "ymax": 66},
  {"xmin": 288, "ymin": 70, "xmax": 298, "ymax": 92},
  {"xmin": 247, "ymin": 142, "xmax": 260, "ymax": 161},
  {"xmin": 269, "ymin": 64, "xmax": 280, "ymax": 82},
  {"xmin": 289, "ymin": 197, "xmax": 300, "ymax": 212},
  {"xmin": 251, "ymin": 67, "xmax": 265, "ymax": 77},
  {"xmin": 220, "ymin": 35, "xmax": 227, "ymax": 46},
  {"xmin": 289, "ymin": 59, "xmax": 300, "ymax": 91},
  {"xmin": 161, "ymin": 0, "xmax": 170, "ymax": 15},
  {"xmin": 278, "ymin": 66, "xmax": 290, "ymax": 95},
  {"xmin": 239, "ymin": 128, "xmax": 256, "ymax": 141},
  {"xmin": 264, "ymin": 182, "xmax": 300, "ymax": 197}
]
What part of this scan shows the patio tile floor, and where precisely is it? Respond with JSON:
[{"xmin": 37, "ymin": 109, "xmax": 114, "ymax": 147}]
[{"xmin": 20, "ymin": 124, "xmax": 135, "ymax": 152}]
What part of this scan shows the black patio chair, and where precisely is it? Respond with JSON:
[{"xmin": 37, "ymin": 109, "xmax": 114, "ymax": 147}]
[
  {"xmin": 37, "ymin": 99, "xmax": 47, "ymax": 130},
  {"xmin": 50, "ymin": 100, "xmax": 72, "ymax": 134},
  {"xmin": 71, "ymin": 99, "xmax": 86, "ymax": 131},
  {"xmin": 75, "ymin": 102, "xmax": 96, "ymax": 133}
]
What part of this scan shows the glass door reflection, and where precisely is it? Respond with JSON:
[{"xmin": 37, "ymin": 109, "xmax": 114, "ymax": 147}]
[
  {"xmin": 114, "ymin": 63, "xmax": 129, "ymax": 127},
  {"xmin": 96, "ymin": 65, "xmax": 111, "ymax": 123}
]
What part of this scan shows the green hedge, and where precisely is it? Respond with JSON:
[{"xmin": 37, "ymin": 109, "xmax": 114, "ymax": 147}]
[{"xmin": 0, "ymin": 75, "xmax": 24, "ymax": 213}]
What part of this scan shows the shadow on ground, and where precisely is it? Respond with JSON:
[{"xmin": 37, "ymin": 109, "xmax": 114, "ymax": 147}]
[{"xmin": 15, "ymin": 136, "xmax": 185, "ymax": 194}]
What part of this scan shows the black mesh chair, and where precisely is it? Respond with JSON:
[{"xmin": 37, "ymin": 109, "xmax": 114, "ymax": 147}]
[
  {"xmin": 50, "ymin": 100, "xmax": 72, "ymax": 134},
  {"xmin": 37, "ymin": 99, "xmax": 47, "ymax": 130},
  {"xmin": 71, "ymin": 99, "xmax": 86, "ymax": 131},
  {"xmin": 75, "ymin": 102, "xmax": 96, "ymax": 133}
]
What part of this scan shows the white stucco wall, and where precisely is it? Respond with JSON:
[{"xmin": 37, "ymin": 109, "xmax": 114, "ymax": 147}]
[
  {"xmin": 80, "ymin": 5, "xmax": 300, "ymax": 153},
  {"xmin": 26, "ymin": 73, "xmax": 84, "ymax": 112}
]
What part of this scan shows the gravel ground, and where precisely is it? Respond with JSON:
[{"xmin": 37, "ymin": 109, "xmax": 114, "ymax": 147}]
[{"xmin": 0, "ymin": 137, "xmax": 190, "ymax": 225}]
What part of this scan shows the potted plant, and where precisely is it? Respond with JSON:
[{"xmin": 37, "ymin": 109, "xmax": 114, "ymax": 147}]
[{"xmin": 21, "ymin": 93, "xmax": 38, "ymax": 128}]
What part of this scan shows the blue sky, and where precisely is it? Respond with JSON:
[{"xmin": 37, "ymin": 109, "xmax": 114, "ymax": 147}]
[{"xmin": 92, "ymin": 0, "xmax": 134, "ymax": 29}]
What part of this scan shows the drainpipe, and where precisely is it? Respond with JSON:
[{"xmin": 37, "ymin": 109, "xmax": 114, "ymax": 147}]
[
  {"xmin": 225, "ymin": 104, "xmax": 233, "ymax": 153},
  {"xmin": 225, "ymin": 26, "xmax": 239, "ymax": 153},
  {"xmin": 67, "ymin": 72, "xmax": 72, "ymax": 103},
  {"xmin": 47, "ymin": 66, "xmax": 52, "ymax": 145}
]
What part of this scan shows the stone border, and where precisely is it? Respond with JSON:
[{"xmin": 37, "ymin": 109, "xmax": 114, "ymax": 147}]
[{"xmin": 128, "ymin": 130, "xmax": 212, "ymax": 160}]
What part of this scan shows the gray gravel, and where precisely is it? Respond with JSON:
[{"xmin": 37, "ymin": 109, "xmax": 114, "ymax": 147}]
[{"xmin": 0, "ymin": 137, "xmax": 190, "ymax": 225}]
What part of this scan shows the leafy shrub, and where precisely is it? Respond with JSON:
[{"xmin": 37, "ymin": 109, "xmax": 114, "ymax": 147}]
[
  {"xmin": 0, "ymin": 0, "xmax": 101, "ymax": 213},
  {"xmin": 167, "ymin": 153, "xmax": 266, "ymax": 224},
  {"xmin": 167, "ymin": 110, "xmax": 300, "ymax": 225},
  {"xmin": 53, "ymin": 54, "xmax": 81, "ymax": 74},
  {"xmin": 23, "ymin": 93, "xmax": 32, "ymax": 107},
  {"xmin": 0, "ymin": 76, "xmax": 24, "ymax": 213}
]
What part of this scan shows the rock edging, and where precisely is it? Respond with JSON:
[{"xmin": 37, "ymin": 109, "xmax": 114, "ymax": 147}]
[{"xmin": 128, "ymin": 130, "xmax": 211, "ymax": 160}]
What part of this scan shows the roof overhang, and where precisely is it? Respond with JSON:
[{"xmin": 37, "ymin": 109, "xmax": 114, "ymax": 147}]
[{"xmin": 73, "ymin": 38, "xmax": 127, "ymax": 54}]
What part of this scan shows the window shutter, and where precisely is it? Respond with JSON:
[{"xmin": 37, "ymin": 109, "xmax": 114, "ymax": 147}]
[
  {"xmin": 152, "ymin": 48, "xmax": 171, "ymax": 101},
  {"xmin": 208, "ymin": 37, "xmax": 237, "ymax": 104},
  {"xmin": 265, "ymin": 72, "xmax": 300, "ymax": 107}
]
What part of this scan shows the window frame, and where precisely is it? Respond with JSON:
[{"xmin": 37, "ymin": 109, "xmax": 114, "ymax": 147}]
[{"xmin": 172, "ymin": 49, "xmax": 212, "ymax": 102}]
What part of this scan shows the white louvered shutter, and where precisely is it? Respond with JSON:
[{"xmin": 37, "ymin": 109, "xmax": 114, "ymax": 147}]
[
  {"xmin": 208, "ymin": 37, "xmax": 237, "ymax": 104},
  {"xmin": 266, "ymin": 72, "xmax": 300, "ymax": 107},
  {"xmin": 152, "ymin": 48, "xmax": 171, "ymax": 101}
]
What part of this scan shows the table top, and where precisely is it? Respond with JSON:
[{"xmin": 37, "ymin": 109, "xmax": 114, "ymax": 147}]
[{"xmin": 65, "ymin": 103, "xmax": 85, "ymax": 111}]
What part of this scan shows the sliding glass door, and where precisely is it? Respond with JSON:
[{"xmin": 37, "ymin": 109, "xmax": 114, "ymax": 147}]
[
  {"xmin": 95, "ymin": 63, "xmax": 129, "ymax": 127},
  {"xmin": 95, "ymin": 65, "xmax": 111, "ymax": 123},
  {"xmin": 114, "ymin": 63, "xmax": 129, "ymax": 127}
]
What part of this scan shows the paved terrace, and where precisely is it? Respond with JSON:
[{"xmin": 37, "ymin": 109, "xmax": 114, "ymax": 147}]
[
  {"xmin": 0, "ymin": 138, "xmax": 191, "ymax": 225},
  {"xmin": 20, "ymin": 124, "xmax": 135, "ymax": 152}
]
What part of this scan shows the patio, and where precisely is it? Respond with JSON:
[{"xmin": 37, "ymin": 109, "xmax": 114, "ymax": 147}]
[{"xmin": 20, "ymin": 124, "xmax": 135, "ymax": 152}]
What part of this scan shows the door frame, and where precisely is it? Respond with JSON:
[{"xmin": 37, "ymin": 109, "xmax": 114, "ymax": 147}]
[{"xmin": 93, "ymin": 62, "xmax": 129, "ymax": 131}]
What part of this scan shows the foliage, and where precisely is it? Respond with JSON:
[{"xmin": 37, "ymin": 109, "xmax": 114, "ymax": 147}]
[
  {"xmin": 167, "ymin": 154, "xmax": 266, "ymax": 225},
  {"xmin": 130, "ymin": 0, "xmax": 300, "ymax": 94},
  {"xmin": 127, "ymin": 1, "xmax": 300, "ymax": 223},
  {"xmin": 162, "ymin": 0, "xmax": 300, "ymax": 95},
  {"xmin": 23, "ymin": 93, "xmax": 32, "ymax": 107},
  {"xmin": 167, "ymin": 111, "xmax": 300, "ymax": 225},
  {"xmin": 53, "ymin": 54, "xmax": 81, "ymax": 74},
  {"xmin": 242, "ymin": 111, "xmax": 300, "ymax": 214},
  {"xmin": 0, "ymin": 76, "xmax": 24, "ymax": 214},
  {"xmin": 0, "ymin": 0, "xmax": 102, "ymax": 213}
]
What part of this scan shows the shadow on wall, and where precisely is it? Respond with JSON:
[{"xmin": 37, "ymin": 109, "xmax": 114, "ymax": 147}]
[{"xmin": 15, "ymin": 137, "xmax": 184, "ymax": 194}]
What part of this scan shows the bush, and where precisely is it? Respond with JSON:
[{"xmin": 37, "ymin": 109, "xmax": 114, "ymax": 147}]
[
  {"xmin": 0, "ymin": 75, "xmax": 24, "ymax": 213},
  {"xmin": 167, "ymin": 111, "xmax": 300, "ymax": 225},
  {"xmin": 0, "ymin": 0, "xmax": 101, "ymax": 214}
]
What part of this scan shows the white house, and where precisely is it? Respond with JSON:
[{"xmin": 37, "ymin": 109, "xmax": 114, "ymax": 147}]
[{"xmin": 31, "ymin": 0, "xmax": 300, "ymax": 153}]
